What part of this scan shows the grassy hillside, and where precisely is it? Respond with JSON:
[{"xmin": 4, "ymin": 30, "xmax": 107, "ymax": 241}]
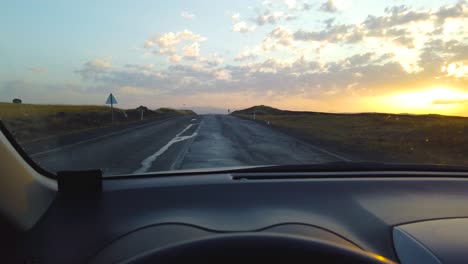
[
  {"xmin": 0, "ymin": 103, "xmax": 111, "ymax": 119},
  {"xmin": 0, "ymin": 102, "xmax": 195, "ymax": 142},
  {"xmin": 233, "ymin": 105, "xmax": 468, "ymax": 166},
  {"xmin": 155, "ymin": 107, "xmax": 196, "ymax": 116}
]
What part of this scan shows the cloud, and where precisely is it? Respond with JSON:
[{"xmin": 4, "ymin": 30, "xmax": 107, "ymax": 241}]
[
  {"xmin": 231, "ymin": 12, "xmax": 240, "ymax": 21},
  {"xmin": 432, "ymin": 99, "xmax": 468, "ymax": 105},
  {"xmin": 344, "ymin": 53, "xmax": 375, "ymax": 66},
  {"xmin": 144, "ymin": 30, "xmax": 206, "ymax": 52},
  {"xmin": 319, "ymin": 0, "xmax": 338, "ymax": 13},
  {"xmin": 250, "ymin": 0, "xmax": 313, "ymax": 27},
  {"xmin": 144, "ymin": 30, "xmax": 207, "ymax": 62},
  {"xmin": 118, "ymin": 86, "xmax": 156, "ymax": 96},
  {"xmin": 364, "ymin": 6, "xmax": 431, "ymax": 32},
  {"xmin": 254, "ymin": 10, "xmax": 284, "ymax": 25},
  {"xmin": 71, "ymin": 37, "xmax": 466, "ymax": 111},
  {"xmin": 293, "ymin": 24, "xmax": 352, "ymax": 42},
  {"xmin": 182, "ymin": 42, "xmax": 201, "ymax": 59},
  {"xmin": 302, "ymin": 3, "xmax": 312, "ymax": 10},
  {"xmin": 442, "ymin": 61, "xmax": 468, "ymax": 78},
  {"xmin": 74, "ymin": 60, "xmax": 235, "ymax": 96},
  {"xmin": 234, "ymin": 49, "xmax": 259, "ymax": 62},
  {"xmin": 76, "ymin": 58, "xmax": 112, "ymax": 81},
  {"xmin": 323, "ymin": 18, "xmax": 335, "ymax": 28},
  {"xmin": 180, "ymin": 11, "xmax": 195, "ymax": 19},
  {"xmin": 262, "ymin": 27, "xmax": 295, "ymax": 50},
  {"xmin": 124, "ymin": 63, "xmax": 155, "ymax": 73},
  {"xmin": 64, "ymin": 2, "xmax": 467, "ymax": 112},
  {"xmin": 285, "ymin": 15, "xmax": 298, "ymax": 21},
  {"xmin": 169, "ymin": 54, "xmax": 182, "ymax": 63},
  {"xmin": 294, "ymin": 1, "xmax": 467, "ymax": 51},
  {"xmin": 214, "ymin": 70, "xmax": 232, "ymax": 80},
  {"xmin": 435, "ymin": 1, "xmax": 468, "ymax": 23},
  {"xmin": 284, "ymin": 0, "xmax": 312, "ymax": 11},
  {"xmin": 89, "ymin": 58, "xmax": 112, "ymax": 69},
  {"xmin": 233, "ymin": 21, "xmax": 255, "ymax": 33},
  {"xmin": 392, "ymin": 35, "xmax": 415, "ymax": 49},
  {"xmin": 200, "ymin": 54, "xmax": 224, "ymax": 67},
  {"xmin": 419, "ymin": 38, "xmax": 468, "ymax": 78},
  {"xmin": 262, "ymin": 0, "xmax": 273, "ymax": 7},
  {"xmin": 284, "ymin": 0, "xmax": 297, "ymax": 10}
]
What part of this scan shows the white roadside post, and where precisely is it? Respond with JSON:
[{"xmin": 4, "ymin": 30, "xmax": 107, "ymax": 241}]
[
  {"xmin": 137, "ymin": 106, "xmax": 145, "ymax": 121},
  {"xmin": 105, "ymin": 93, "xmax": 118, "ymax": 125}
]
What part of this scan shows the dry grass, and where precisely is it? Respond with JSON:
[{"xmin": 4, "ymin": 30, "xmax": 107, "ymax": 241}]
[
  {"xmin": 0, "ymin": 102, "xmax": 111, "ymax": 119},
  {"xmin": 234, "ymin": 108, "xmax": 468, "ymax": 166},
  {"xmin": 0, "ymin": 102, "xmax": 195, "ymax": 143}
]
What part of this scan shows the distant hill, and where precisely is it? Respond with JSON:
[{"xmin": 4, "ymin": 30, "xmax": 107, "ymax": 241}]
[
  {"xmin": 231, "ymin": 105, "xmax": 289, "ymax": 115},
  {"xmin": 155, "ymin": 107, "xmax": 196, "ymax": 116},
  {"xmin": 188, "ymin": 106, "xmax": 227, "ymax": 114},
  {"xmin": 232, "ymin": 105, "xmax": 466, "ymax": 118},
  {"xmin": 232, "ymin": 105, "xmax": 345, "ymax": 116}
]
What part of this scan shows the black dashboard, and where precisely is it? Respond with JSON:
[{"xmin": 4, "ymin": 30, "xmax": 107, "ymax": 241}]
[{"xmin": 19, "ymin": 172, "xmax": 468, "ymax": 263}]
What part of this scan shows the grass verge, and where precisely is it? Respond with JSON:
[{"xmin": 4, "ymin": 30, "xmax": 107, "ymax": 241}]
[
  {"xmin": 0, "ymin": 102, "xmax": 195, "ymax": 143},
  {"xmin": 233, "ymin": 105, "xmax": 468, "ymax": 166}
]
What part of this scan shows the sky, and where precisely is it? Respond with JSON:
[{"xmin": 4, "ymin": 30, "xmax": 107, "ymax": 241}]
[{"xmin": 1, "ymin": 0, "xmax": 467, "ymax": 115}]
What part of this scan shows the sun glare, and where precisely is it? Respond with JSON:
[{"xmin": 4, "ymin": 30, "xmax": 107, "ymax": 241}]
[{"xmin": 371, "ymin": 87, "xmax": 468, "ymax": 116}]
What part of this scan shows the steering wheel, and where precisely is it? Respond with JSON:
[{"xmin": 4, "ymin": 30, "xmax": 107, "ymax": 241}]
[{"xmin": 123, "ymin": 233, "xmax": 396, "ymax": 264}]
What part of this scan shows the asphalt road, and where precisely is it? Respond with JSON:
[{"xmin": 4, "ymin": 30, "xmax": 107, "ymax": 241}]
[{"xmin": 29, "ymin": 115, "xmax": 344, "ymax": 175}]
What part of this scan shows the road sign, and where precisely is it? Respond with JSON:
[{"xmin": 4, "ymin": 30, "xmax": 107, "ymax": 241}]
[
  {"xmin": 105, "ymin": 93, "xmax": 118, "ymax": 124},
  {"xmin": 106, "ymin": 93, "xmax": 118, "ymax": 105}
]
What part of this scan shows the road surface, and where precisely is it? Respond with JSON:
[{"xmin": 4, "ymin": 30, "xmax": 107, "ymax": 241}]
[{"xmin": 28, "ymin": 115, "xmax": 344, "ymax": 175}]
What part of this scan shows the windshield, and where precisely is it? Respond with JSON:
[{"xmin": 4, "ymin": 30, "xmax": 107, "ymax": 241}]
[{"xmin": 1, "ymin": 0, "xmax": 467, "ymax": 176}]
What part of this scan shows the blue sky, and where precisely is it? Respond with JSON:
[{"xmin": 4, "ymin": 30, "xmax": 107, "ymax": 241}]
[
  {"xmin": 1, "ymin": 0, "xmax": 467, "ymax": 115},
  {"xmin": 2, "ymin": 0, "xmax": 263, "ymax": 79}
]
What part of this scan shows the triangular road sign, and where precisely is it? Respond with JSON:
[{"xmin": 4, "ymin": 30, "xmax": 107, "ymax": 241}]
[{"xmin": 106, "ymin": 93, "xmax": 118, "ymax": 104}]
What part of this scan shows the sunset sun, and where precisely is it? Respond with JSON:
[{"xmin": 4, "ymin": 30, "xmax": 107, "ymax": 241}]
[{"xmin": 373, "ymin": 87, "xmax": 468, "ymax": 116}]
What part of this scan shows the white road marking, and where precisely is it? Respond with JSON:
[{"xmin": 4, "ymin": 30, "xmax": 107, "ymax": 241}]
[
  {"xmin": 133, "ymin": 124, "xmax": 198, "ymax": 174},
  {"xmin": 169, "ymin": 119, "xmax": 203, "ymax": 170},
  {"xmin": 191, "ymin": 118, "xmax": 197, "ymax": 121}
]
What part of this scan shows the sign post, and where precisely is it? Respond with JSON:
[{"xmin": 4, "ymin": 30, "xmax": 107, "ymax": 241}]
[
  {"xmin": 105, "ymin": 93, "xmax": 118, "ymax": 125},
  {"xmin": 136, "ymin": 106, "xmax": 146, "ymax": 121}
]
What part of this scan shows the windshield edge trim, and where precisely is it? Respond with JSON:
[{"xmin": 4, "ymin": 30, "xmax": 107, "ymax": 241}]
[{"xmin": 0, "ymin": 121, "xmax": 56, "ymax": 179}]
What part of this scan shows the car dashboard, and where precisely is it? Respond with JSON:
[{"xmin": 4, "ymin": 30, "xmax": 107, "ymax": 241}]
[{"xmin": 16, "ymin": 171, "xmax": 468, "ymax": 263}]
